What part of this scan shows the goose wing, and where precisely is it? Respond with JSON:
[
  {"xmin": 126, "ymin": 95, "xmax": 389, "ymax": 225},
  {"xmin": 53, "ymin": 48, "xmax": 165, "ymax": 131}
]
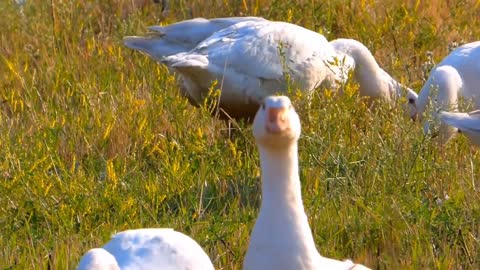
[
  {"xmin": 440, "ymin": 110, "xmax": 480, "ymax": 132},
  {"xmin": 123, "ymin": 17, "xmax": 266, "ymax": 60}
]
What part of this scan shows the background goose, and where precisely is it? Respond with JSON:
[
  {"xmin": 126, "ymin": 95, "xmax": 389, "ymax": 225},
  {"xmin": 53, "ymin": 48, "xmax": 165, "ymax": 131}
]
[
  {"xmin": 246, "ymin": 95, "xmax": 370, "ymax": 269},
  {"xmin": 440, "ymin": 110, "xmax": 480, "ymax": 146},
  {"xmin": 125, "ymin": 18, "xmax": 414, "ymax": 120},
  {"xmin": 77, "ymin": 228, "xmax": 214, "ymax": 270},
  {"xmin": 413, "ymin": 41, "xmax": 480, "ymax": 143}
]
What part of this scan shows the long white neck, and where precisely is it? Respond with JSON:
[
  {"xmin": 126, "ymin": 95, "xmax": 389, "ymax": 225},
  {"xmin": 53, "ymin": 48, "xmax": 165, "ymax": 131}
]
[
  {"xmin": 245, "ymin": 142, "xmax": 320, "ymax": 269},
  {"xmin": 349, "ymin": 43, "xmax": 398, "ymax": 99},
  {"xmin": 332, "ymin": 39, "xmax": 406, "ymax": 100},
  {"xmin": 258, "ymin": 144, "xmax": 303, "ymax": 211}
]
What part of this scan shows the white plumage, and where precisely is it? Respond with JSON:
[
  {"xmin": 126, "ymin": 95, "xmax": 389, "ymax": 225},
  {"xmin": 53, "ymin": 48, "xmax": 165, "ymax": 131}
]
[
  {"xmin": 413, "ymin": 41, "xmax": 480, "ymax": 143},
  {"xmin": 245, "ymin": 95, "xmax": 370, "ymax": 270},
  {"xmin": 124, "ymin": 17, "xmax": 413, "ymax": 119},
  {"xmin": 440, "ymin": 110, "xmax": 480, "ymax": 146},
  {"xmin": 77, "ymin": 229, "xmax": 214, "ymax": 270}
]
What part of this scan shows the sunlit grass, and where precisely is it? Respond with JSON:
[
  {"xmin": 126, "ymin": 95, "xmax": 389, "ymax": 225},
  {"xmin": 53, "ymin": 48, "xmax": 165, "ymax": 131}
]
[{"xmin": 0, "ymin": 0, "xmax": 479, "ymax": 269}]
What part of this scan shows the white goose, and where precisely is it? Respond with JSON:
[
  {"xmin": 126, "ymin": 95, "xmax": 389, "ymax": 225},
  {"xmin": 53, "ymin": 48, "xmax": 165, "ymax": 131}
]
[
  {"xmin": 124, "ymin": 18, "xmax": 413, "ymax": 119},
  {"xmin": 77, "ymin": 228, "xmax": 214, "ymax": 270},
  {"xmin": 245, "ymin": 95, "xmax": 370, "ymax": 270},
  {"xmin": 413, "ymin": 41, "xmax": 480, "ymax": 143},
  {"xmin": 440, "ymin": 110, "xmax": 480, "ymax": 146}
]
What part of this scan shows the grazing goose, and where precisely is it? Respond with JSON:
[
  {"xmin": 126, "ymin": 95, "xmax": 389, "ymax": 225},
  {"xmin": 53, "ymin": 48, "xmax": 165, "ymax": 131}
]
[
  {"xmin": 245, "ymin": 95, "xmax": 370, "ymax": 269},
  {"xmin": 125, "ymin": 18, "xmax": 412, "ymax": 120},
  {"xmin": 413, "ymin": 41, "xmax": 480, "ymax": 143},
  {"xmin": 77, "ymin": 228, "xmax": 214, "ymax": 270},
  {"xmin": 440, "ymin": 110, "xmax": 480, "ymax": 146}
]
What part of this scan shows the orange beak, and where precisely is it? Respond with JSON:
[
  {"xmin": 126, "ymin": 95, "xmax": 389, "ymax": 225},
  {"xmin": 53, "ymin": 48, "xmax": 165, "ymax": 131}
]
[{"xmin": 266, "ymin": 107, "xmax": 288, "ymax": 133}]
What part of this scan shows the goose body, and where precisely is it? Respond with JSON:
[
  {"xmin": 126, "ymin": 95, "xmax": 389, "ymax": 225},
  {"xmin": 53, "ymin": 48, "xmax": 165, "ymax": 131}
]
[
  {"xmin": 246, "ymin": 95, "xmax": 370, "ymax": 270},
  {"xmin": 414, "ymin": 41, "xmax": 480, "ymax": 142},
  {"xmin": 440, "ymin": 110, "xmax": 480, "ymax": 146},
  {"xmin": 159, "ymin": 20, "xmax": 344, "ymax": 119},
  {"xmin": 77, "ymin": 229, "xmax": 214, "ymax": 270}
]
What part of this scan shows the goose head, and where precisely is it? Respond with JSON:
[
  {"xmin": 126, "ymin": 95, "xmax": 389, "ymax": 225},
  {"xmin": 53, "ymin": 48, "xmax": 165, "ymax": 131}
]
[
  {"xmin": 407, "ymin": 88, "xmax": 419, "ymax": 121},
  {"xmin": 253, "ymin": 96, "xmax": 301, "ymax": 148}
]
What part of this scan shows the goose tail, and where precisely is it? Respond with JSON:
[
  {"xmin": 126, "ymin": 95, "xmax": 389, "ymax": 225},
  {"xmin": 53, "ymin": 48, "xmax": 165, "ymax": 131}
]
[{"xmin": 123, "ymin": 35, "xmax": 189, "ymax": 60}]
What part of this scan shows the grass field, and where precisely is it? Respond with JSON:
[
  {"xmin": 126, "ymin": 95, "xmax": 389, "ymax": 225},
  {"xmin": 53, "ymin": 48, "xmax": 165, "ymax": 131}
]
[{"xmin": 1, "ymin": 0, "xmax": 479, "ymax": 269}]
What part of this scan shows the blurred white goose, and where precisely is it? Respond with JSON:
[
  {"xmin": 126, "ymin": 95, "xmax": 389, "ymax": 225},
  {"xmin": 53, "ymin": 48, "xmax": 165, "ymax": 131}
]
[
  {"xmin": 246, "ymin": 95, "xmax": 370, "ymax": 269},
  {"xmin": 77, "ymin": 228, "xmax": 214, "ymax": 270},
  {"xmin": 413, "ymin": 41, "xmax": 480, "ymax": 143},
  {"xmin": 440, "ymin": 110, "xmax": 480, "ymax": 146},
  {"xmin": 125, "ymin": 18, "xmax": 413, "ymax": 119}
]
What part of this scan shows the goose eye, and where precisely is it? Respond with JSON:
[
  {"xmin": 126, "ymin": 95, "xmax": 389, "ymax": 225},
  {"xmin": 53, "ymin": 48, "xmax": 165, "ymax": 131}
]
[{"xmin": 408, "ymin": 98, "xmax": 415, "ymax": 104}]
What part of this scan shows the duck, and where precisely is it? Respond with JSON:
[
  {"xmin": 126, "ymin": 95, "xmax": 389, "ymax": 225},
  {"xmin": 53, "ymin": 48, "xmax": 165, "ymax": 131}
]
[
  {"xmin": 124, "ymin": 18, "xmax": 413, "ymax": 120},
  {"xmin": 412, "ymin": 41, "xmax": 480, "ymax": 143},
  {"xmin": 440, "ymin": 110, "xmax": 480, "ymax": 146},
  {"xmin": 77, "ymin": 228, "xmax": 214, "ymax": 270},
  {"xmin": 245, "ymin": 95, "xmax": 370, "ymax": 269}
]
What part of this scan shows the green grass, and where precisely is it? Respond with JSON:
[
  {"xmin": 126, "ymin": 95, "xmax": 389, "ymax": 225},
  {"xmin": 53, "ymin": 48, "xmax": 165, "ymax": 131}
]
[{"xmin": 1, "ymin": 0, "xmax": 479, "ymax": 269}]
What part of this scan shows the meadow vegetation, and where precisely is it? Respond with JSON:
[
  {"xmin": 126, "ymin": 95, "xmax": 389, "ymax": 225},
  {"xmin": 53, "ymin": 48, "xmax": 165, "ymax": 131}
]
[{"xmin": 0, "ymin": 0, "xmax": 479, "ymax": 269}]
